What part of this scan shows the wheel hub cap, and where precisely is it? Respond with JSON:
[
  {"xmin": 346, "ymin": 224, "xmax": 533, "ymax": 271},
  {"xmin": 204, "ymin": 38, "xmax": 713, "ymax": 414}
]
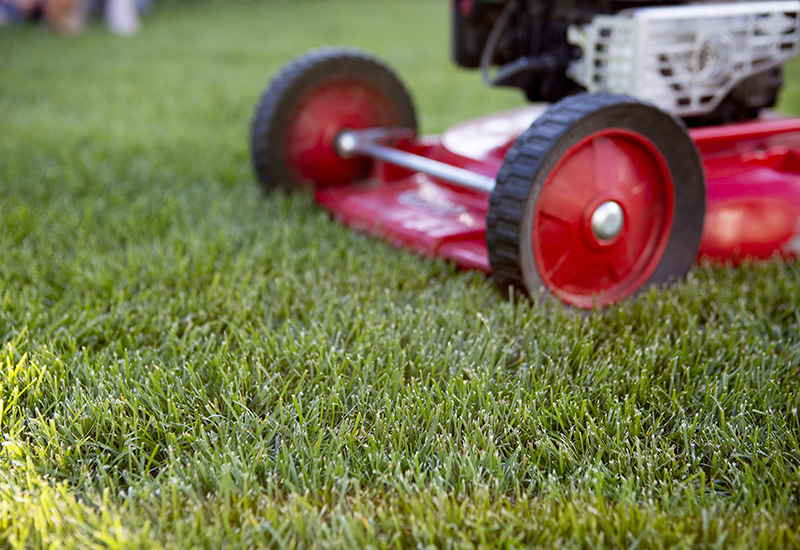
[{"xmin": 591, "ymin": 201, "xmax": 624, "ymax": 241}]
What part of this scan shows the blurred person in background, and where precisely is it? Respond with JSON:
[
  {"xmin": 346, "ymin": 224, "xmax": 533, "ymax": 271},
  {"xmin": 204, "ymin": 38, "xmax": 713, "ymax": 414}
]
[{"xmin": 0, "ymin": 0, "xmax": 146, "ymax": 34}]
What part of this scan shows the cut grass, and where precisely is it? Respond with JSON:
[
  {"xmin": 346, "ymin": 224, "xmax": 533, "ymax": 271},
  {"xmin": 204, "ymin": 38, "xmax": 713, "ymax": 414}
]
[{"xmin": 1, "ymin": 0, "xmax": 800, "ymax": 547}]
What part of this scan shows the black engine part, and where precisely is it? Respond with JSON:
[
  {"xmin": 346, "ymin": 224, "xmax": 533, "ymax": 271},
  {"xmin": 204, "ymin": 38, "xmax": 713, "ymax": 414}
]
[{"xmin": 452, "ymin": 0, "xmax": 784, "ymax": 122}]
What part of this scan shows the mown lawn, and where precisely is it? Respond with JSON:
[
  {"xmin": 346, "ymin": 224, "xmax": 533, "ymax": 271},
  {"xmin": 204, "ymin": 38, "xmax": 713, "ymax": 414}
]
[{"xmin": 1, "ymin": 0, "xmax": 800, "ymax": 547}]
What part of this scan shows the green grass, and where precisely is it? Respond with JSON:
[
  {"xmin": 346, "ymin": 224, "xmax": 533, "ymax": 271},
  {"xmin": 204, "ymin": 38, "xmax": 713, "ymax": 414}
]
[{"xmin": 1, "ymin": 0, "xmax": 800, "ymax": 547}]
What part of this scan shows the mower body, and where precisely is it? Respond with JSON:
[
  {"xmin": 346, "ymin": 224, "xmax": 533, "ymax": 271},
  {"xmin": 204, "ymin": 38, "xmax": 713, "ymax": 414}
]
[{"xmin": 250, "ymin": 1, "xmax": 800, "ymax": 307}]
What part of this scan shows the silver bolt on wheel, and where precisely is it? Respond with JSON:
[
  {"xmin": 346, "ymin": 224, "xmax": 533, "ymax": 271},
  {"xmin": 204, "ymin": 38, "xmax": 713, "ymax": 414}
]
[{"xmin": 591, "ymin": 201, "xmax": 624, "ymax": 240}]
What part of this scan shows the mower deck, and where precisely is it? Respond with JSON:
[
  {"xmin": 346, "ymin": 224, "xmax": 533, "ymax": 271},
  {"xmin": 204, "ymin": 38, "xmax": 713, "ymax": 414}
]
[{"xmin": 317, "ymin": 106, "xmax": 800, "ymax": 270}]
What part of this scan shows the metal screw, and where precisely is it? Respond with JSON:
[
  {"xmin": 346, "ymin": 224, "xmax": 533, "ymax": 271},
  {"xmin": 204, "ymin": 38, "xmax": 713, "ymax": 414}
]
[
  {"xmin": 591, "ymin": 201, "xmax": 624, "ymax": 240},
  {"xmin": 335, "ymin": 131, "xmax": 359, "ymax": 158}
]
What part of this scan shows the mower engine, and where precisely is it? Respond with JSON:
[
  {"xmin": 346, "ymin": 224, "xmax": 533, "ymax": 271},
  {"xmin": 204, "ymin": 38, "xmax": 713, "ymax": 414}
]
[{"xmin": 453, "ymin": 0, "xmax": 800, "ymax": 124}]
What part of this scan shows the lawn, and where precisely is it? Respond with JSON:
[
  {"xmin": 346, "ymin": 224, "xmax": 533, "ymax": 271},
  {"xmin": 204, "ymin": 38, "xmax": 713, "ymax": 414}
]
[{"xmin": 1, "ymin": 0, "xmax": 800, "ymax": 547}]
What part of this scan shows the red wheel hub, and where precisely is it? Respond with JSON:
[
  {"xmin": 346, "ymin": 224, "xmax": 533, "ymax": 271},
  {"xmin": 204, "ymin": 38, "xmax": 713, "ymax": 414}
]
[
  {"xmin": 533, "ymin": 129, "xmax": 674, "ymax": 308},
  {"xmin": 285, "ymin": 78, "xmax": 403, "ymax": 187}
]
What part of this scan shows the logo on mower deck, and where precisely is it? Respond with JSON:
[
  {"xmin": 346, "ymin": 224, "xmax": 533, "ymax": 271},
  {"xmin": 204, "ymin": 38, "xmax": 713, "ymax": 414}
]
[{"xmin": 398, "ymin": 180, "xmax": 467, "ymax": 218}]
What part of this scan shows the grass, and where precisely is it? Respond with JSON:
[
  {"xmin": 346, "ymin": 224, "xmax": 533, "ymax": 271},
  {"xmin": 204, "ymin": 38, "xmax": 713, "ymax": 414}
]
[{"xmin": 1, "ymin": 0, "xmax": 800, "ymax": 547}]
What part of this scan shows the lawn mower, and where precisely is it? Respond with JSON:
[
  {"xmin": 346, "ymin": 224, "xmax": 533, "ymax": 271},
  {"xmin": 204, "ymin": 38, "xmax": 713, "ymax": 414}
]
[{"xmin": 250, "ymin": 0, "xmax": 800, "ymax": 309}]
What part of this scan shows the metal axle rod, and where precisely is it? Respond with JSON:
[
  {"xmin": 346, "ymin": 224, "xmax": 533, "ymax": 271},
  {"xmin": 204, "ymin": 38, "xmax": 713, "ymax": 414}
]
[{"xmin": 336, "ymin": 129, "xmax": 497, "ymax": 193}]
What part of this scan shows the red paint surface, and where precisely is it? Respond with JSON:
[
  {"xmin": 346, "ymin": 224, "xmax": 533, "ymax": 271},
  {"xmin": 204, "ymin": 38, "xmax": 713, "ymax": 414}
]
[
  {"xmin": 690, "ymin": 120, "xmax": 800, "ymax": 262},
  {"xmin": 457, "ymin": 0, "xmax": 474, "ymax": 17},
  {"xmin": 316, "ymin": 108, "xmax": 800, "ymax": 272}
]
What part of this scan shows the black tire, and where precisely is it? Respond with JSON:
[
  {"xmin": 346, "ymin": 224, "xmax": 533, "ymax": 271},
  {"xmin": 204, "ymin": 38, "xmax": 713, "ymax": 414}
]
[
  {"xmin": 486, "ymin": 92, "xmax": 706, "ymax": 309},
  {"xmin": 250, "ymin": 47, "xmax": 417, "ymax": 193},
  {"xmin": 685, "ymin": 67, "xmax": 784, "ymax": 127}
]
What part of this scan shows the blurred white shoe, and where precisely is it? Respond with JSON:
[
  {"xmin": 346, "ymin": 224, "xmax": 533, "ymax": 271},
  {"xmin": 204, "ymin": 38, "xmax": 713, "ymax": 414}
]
[{"xmin": 105, "ymin": 0, "xmax": 139, "ymax": 35}]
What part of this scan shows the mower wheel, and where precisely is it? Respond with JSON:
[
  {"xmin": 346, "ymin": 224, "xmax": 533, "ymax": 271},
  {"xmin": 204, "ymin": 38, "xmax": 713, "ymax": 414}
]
[
  {"xmin": 486, "ymin": 93, "xmax": 706, "ymax": 309},
  {"xmin": 250, "ymin": 47, "xmax": 417, "ymax": 193}
]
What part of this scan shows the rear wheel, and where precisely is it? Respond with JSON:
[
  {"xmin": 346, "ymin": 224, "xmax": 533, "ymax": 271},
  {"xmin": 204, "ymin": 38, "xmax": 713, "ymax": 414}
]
[
  {"xmin": 486, "ymin": 93, "xmax": 706, "ymax": 309},
  {"xmin": 250, "ymin": 47, "xmax": 417, "ymax": 192}
]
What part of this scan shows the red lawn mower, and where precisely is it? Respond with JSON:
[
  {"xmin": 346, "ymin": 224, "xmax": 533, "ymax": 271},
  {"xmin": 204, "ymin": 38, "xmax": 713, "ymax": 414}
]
[{"xmin": 250, "ymin": 0, "xmax": 800, "ymax": 309}]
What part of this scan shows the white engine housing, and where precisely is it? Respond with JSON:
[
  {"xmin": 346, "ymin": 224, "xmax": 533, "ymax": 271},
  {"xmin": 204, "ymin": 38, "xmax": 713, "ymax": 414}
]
[{"xmin": 567, "ymin": 1, "xmax": 800, "ymax": 116}]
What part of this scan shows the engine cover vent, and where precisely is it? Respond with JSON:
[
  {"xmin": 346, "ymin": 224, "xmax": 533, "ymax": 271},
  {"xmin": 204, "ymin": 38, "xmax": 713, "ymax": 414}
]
[{"xmin": 567, "ymin": 1, "xmax": 800, "ymax": 116}]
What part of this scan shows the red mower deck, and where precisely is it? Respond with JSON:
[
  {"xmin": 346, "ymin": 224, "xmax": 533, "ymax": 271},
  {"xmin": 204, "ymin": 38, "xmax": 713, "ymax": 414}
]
[{"xmin": 317, "ymin": 108, "xmax": 800, "ymax": 270}]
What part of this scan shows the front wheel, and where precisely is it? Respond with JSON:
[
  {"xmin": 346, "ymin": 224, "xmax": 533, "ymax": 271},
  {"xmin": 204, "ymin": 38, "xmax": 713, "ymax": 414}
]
[{"xmin": 486, "ymin": 93, "xmax": 706, "ymax": 309}]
